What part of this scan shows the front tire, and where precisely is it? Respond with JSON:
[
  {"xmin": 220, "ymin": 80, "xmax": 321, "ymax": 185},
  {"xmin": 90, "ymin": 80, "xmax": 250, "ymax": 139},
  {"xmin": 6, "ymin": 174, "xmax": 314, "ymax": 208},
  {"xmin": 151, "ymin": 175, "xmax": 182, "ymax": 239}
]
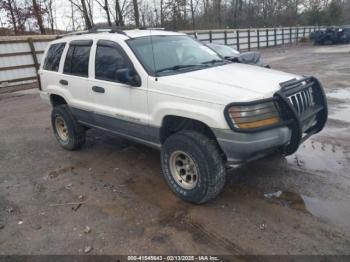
[
  {"xmin": 51, "ymin": 105, "xmax": 86, "ymax": 150},
  {"xmin": 161, "ymin": 130, "xmax": 226, "ymax": 204}
]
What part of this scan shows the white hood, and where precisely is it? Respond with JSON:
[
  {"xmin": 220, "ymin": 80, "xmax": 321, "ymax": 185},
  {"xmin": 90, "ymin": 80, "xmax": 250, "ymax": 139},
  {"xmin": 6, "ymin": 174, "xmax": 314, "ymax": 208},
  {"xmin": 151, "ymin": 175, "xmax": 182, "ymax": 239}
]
[{"xmin": 159, "ymin": 63, "xmax": 300, "ymax": 105}]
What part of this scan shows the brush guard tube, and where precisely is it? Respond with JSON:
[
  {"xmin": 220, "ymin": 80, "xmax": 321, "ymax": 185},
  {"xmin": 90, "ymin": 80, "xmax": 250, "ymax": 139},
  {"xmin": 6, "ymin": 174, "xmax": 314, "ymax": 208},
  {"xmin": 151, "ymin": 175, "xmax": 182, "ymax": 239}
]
[{"xmin": 275, "ymin": 76, "xmax": 328, "ymax": 155}]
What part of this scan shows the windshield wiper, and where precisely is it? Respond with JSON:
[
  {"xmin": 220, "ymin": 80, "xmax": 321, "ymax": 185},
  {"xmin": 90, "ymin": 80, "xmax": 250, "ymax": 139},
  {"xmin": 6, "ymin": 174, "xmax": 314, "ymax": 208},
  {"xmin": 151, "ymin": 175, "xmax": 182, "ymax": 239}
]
[
  {"xmin": 155, "ymin": 64, "xmax": 202, "ymax": 74},
  {"xmin": 201, "ymin": 59, "xmax": 225, "ymax": 65},
  {"xmin": 224, "ymin": 56, "xmax": 239, "ymax": 62}
]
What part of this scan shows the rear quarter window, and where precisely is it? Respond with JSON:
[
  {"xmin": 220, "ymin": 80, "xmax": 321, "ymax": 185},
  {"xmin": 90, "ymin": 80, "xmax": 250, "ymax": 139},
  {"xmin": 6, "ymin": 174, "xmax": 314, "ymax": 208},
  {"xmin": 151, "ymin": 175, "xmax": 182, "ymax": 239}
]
[{"xmin": 43, "ymin": 43, "xmax": 66, "ymax": 71}]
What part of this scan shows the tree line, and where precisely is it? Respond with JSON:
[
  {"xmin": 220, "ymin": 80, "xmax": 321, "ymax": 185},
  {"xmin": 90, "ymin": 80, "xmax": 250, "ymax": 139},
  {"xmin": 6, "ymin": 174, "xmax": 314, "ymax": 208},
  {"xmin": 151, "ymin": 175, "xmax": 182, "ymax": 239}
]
[{"xmin": 0, "ymin": 0, "xmax": 349, "ymax": 35}]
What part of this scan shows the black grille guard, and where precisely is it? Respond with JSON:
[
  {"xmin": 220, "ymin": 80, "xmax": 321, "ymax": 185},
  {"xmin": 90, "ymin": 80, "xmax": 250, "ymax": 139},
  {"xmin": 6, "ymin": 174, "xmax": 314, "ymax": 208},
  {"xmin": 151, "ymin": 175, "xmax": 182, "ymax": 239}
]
[{"xmin": 275, "ymin": 76, "xmax": 328, "ymax": 155}]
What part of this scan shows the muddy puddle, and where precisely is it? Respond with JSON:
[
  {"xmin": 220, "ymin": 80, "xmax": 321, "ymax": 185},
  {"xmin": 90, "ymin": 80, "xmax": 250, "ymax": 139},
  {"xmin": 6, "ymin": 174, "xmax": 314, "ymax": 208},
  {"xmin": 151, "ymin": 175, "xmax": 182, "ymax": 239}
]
[
  {"xmin": 329, "ymin": 104, "xmax": 350, "ymax": 123},
  {"xmin": 327, "ymin": 88, "xmax": 350, "ymax": 123},
  {"xmin": 282, "ymin": 89, "xmax": 350, "ymax": 175},
  {"xmin": 313, "ymin": 45, "xmax": 350, "ymax": 54},
  {"xmin": 286, "ymin": 139, "xmax": 347, "ymax": 175},
  {"xmin": 264, "ymin": 190, "xmax": 350, "ymax": 231},
  {"xmin": 328, "ymin": 89, "xmax": 350, "ymax": 100}
]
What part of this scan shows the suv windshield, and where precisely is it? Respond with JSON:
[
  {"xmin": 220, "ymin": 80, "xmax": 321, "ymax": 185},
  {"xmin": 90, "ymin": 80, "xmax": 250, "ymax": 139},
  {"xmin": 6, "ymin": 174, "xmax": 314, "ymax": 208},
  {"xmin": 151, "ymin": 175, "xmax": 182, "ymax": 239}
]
[{"xmin": 127, "ymin": 35, "xmax": 227, "ymax": 76}]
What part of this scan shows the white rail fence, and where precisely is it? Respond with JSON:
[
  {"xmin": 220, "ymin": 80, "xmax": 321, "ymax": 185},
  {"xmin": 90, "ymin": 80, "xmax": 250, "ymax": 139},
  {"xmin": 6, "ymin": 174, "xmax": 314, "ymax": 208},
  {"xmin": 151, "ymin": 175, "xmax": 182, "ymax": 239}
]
[
  {"xmin": 0, "ymin": 26, "xmax": 320, "ymax": 88},
  {"xmin": 186, "ymin": 26, "xmax": 319, "ymax": 49},
  {"xmin": 0, "ymin": 35, "xmax": 55, "ymax": 88}
]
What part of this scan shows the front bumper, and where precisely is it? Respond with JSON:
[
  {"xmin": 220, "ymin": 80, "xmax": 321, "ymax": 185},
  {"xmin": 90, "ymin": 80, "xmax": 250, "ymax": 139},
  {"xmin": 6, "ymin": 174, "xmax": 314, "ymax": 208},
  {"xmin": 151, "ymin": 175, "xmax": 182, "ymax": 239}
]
[
  {"xmin": 214, "ymin": 127, "xmax": 292, "ymax": 165},
  {"xmin": 217, "ymin": 76, "xmax": 328, "ymax": 166}
]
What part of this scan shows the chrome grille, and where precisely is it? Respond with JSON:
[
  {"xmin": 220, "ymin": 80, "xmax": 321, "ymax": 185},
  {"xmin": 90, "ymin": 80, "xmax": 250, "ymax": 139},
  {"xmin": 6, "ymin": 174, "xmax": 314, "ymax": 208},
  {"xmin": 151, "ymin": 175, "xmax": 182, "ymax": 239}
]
[{"xmin": 288, "ymin": 86, "xmax": 315, "ymax": 115}]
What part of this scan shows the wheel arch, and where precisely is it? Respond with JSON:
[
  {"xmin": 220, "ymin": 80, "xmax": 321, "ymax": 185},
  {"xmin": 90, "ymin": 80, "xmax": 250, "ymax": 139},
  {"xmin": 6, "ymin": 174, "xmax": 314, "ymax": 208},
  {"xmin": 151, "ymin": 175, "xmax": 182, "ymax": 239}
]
[
  {"xmin": 50, "ymin": 94, "xmax": 68, "ymax": 107},
  {"xmin": 159, "ymin": 115, "xmax": 226, "ymax": 160}
]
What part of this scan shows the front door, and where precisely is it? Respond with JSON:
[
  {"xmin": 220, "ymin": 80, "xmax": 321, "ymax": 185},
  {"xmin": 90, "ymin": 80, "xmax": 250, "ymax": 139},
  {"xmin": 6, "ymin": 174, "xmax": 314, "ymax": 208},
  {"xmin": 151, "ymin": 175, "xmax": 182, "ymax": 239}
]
[{"xmin": 88, "ymin": 40, "xmax": 151, "ymax": 142}]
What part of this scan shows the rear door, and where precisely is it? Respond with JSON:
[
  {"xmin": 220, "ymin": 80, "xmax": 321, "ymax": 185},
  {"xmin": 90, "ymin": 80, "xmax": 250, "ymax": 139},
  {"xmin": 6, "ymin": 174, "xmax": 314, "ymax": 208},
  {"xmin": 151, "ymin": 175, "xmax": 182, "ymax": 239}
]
[
  {"xmin": 88, "ymin": 39, "xmax": 151, "ymax": 142},
  {"xmin": 61, "ymin": 40, "xmax": 93, "ymax": 123}
]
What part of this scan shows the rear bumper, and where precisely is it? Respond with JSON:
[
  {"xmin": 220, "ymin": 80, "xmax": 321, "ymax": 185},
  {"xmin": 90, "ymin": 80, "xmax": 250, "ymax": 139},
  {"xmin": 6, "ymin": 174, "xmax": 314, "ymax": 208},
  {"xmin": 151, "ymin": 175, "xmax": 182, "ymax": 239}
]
[{"xmin": 39, "ymin": 91, "xmax": 50, "ymax": 105}]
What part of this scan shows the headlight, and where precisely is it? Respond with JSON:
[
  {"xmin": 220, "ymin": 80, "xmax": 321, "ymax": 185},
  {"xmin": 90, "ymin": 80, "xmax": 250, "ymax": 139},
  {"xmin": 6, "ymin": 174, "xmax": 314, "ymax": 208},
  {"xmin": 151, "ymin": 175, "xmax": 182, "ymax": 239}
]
[{"xmin": 226, "ymin": 100, "xmax": 281, "ymax": 131}]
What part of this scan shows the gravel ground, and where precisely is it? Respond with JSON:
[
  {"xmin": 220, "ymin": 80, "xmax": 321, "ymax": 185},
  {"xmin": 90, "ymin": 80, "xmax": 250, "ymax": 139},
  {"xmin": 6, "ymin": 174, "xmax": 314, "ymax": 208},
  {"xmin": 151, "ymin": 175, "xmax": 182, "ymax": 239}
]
[{"xmin": 0, "ymin": 43, "xmax": 350, "ymax": 255}]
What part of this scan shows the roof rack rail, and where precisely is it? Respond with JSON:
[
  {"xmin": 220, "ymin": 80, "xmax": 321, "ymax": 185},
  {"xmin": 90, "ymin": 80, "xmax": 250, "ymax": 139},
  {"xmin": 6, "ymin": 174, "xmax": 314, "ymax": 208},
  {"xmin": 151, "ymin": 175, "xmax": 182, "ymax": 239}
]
[
  {"xmin": 89, "ymin": 26, "xmax": 128, "ymax": 35},
  {"xmin": 138, "ymin": 27, "xmax": 177, "ymax": 32},
  {"xmin": 57, "ymin": 26, "xmax": 129, "ymax": 39}
]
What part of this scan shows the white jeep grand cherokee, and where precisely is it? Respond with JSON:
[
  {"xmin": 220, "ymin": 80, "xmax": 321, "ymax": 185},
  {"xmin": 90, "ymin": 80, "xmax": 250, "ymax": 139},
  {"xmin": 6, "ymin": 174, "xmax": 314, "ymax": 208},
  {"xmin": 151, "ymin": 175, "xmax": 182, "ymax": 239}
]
[{"xmin": 39, "ymin": 29, "xmax": 328, "ymax": 204}]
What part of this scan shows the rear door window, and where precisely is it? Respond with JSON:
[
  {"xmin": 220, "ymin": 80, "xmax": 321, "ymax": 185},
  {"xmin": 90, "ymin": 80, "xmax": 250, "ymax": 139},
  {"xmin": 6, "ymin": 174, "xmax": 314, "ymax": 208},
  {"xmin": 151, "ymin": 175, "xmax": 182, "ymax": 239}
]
[
  {"xmin": 43, "ymin": 43, "xmax": 66, "ymax": 71},
  {"xmin": 63, "ymin": 40, "xmax": 92, "ymax": 77}
]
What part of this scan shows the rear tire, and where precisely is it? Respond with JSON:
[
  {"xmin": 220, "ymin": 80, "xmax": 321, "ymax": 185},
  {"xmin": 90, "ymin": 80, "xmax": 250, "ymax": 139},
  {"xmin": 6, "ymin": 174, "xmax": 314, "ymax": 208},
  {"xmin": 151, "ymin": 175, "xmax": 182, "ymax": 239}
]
[
  {"xmin": 161, "ymin": 130, "xmax": 226, "ymax": 204},
  {"xmin": 51, "ymin": 105, "xmax": 86, "ymax": 150}
]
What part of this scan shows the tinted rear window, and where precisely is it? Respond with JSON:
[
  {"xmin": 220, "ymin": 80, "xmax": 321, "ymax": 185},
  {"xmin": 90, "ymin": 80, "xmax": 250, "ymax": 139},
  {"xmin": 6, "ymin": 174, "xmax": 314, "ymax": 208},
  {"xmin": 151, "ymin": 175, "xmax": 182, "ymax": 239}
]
[
  {"xmin": 43, "ymin": 43, "xmax": 66, "ymax": 71},
  {"xmin": 63, "ymin": 44, "xmax": 91, "ymax": 77}
]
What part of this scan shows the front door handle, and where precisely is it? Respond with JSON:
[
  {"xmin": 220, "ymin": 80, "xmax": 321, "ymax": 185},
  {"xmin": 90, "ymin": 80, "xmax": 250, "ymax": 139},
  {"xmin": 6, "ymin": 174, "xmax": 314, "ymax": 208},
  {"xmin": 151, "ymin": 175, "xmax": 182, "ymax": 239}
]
[
  {"xmin": 92, "ymin": 86, "xmax": 105, "ymax": 93},
  {"xmin": 59, "ymin": 79, "xmax": 68, "ymax": 86}
]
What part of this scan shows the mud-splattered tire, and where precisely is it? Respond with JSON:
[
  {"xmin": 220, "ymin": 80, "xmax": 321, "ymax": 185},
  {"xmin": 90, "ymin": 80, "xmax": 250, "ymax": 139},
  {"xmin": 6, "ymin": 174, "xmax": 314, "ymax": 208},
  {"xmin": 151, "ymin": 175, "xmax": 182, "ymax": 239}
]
[
  {"xmin": 161, "ymin": 130, "xmax": 226, "ymax": 204},
  {"xmin": 51, "ymin": 105, "xmax": 86, "ymax": 150}
]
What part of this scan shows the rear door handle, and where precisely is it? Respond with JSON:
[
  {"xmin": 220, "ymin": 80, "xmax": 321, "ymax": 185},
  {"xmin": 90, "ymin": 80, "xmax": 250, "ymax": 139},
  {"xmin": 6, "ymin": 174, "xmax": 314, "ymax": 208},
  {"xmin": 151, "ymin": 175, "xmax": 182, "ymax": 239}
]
[
  {"xmin": 59, "ymin": 79, "xmax": 68, "ymax": 86},
  {"xmin": 92, "ymin": 86, "xmax": 105, "ymax": 93}
]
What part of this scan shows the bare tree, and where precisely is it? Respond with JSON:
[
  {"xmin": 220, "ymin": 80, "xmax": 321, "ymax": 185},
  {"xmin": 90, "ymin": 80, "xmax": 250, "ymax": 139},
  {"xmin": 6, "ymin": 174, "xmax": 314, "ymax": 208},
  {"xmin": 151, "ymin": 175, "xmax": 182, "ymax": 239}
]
[
  {"xmin": 213, "ymin": 0, "xmax": 222, "ymax": 27},
  {"xmin": 68, "ymin": 0, "xmax": 93, "ymax": 29},
  {"xmin": 202, "ymin": 0, "xmax": 209, "ymax": 15},
  {"xmin": 2, "ymin": 0, "xmax": 18, "ymax": 34},
  {"xmin": 31, "ymin": 0, "xmax": 46, "ymax": 33},
  {"xmin": 86, "ymin": 0, "xmax": 94, "ymax": 25},
  {"xmin": 43, "ymin": 0, "xmax": 55, "ymax": 33},
  {"xmin": 114, "ymin": 0, "xmax": 125, "ymax": 26},
  {"xmin": 132, "ymin": 0, "xmax": 140, "ymax": 27},
  {"xmin": 96, "ymin": 0, "xmax": 112, "ymax": 26},
  {"xmin": 2, "ymin": 0, "xmax": 350, "ymax": 35},
  {"xmin": 160, "ymin": 0, "xmax": 164, "ymax": 25},
  {"xmin": 232, "ymin": 0, "xmax": 243, "ymax": 27},
  {"xmin": 81, "ymin": 0, "xmax": 93, "ymax": 28},
  {"xmin": 0, "ymin": 0, "xmax": 30, "ymax": 34},
  {"xmin": 189, "ymin": 0, "xmax": 195, "ymax": 29},
  {"xmin": 70, "ymin": 1, "xmax": 76, "ymax": 30}
]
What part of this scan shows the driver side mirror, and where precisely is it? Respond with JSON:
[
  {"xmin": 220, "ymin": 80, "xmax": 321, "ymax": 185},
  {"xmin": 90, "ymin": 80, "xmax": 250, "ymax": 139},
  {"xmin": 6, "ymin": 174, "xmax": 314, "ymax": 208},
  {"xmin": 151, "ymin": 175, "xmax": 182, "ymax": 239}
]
[{"xmin": 116, "ymin": 68, "xmax": 141, "ymax": 87}]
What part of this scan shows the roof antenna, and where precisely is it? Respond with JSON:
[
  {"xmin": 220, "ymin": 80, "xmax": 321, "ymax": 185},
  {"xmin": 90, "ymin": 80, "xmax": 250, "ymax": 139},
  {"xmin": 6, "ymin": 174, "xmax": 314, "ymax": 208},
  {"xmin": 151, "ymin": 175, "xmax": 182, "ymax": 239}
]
[{"xmin": 149, "ymin": 29, "xmax": 158, "ymax": 81}]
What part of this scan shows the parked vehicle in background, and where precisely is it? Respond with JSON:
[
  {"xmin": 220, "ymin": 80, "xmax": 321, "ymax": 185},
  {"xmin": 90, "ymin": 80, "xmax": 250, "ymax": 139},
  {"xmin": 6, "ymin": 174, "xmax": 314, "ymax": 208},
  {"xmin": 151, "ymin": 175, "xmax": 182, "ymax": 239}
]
[
  {"xmin": 206, "ymin": 43, "xmax": 270, "ymax": 68},
  {"xmin": 310, "ymin": 26, "xmax": 350, "ymax": 45},
  {"xmin": 39, "ymin": 28, "xmax": 328, "ymax": 204}
]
